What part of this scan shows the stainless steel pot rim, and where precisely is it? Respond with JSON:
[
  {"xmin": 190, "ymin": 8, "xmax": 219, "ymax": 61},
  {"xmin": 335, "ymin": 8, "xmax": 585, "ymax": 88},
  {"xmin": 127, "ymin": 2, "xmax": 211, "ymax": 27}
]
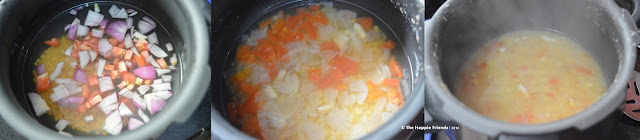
[{"xmin": 424, "ymin": 0, "xmax": 638, "ymax": 137}]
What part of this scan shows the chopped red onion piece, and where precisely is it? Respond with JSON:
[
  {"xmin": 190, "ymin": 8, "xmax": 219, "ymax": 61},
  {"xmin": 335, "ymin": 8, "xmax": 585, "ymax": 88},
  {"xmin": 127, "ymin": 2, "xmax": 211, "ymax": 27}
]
[
  {"xmin": 64, "ymin": 45, "xmax": 73, "ymax": 56},
  {"xmin": 142, "ymin": 16, "xmax": 156, "ymax": 27},
  {"xmin": 137, "ymin": 20, "xmax": 155, "ymax": 34},
  {"xmin": 78, "ymin": 51, "xmax": 90, "ymax": 69},
  {"xmin": 133, "ymin": 66, "xmax": 157, "ymax": 80},
  {"xmin": 103, "ymin": 110, "xmax": 122, "ymax": 135},
  {"xmin": 74, "ymin": 69, "xmax": 88, "ymax": 84},
  {"xmin": 144, "ymin": 94, "xmax": 166, "ymax": 115},
  {"xmin": 138, "ymin": 109, "xmax": 149, "ymax": 122},
  {"xmin": 54, "ymin": 78, "xmax": 71, "ymax": 84},
  {"xmin": 106, "ymin": 20, "xmax": 128, "ymax": 41},
  {"xmin": 84, "ymin": 10, "xmax": 104, "ymax": 27},
  {"xmin": 70, "ymin": 9, "xmax": 77, "ymax": 15},
  {"xmin": 146, "ymin": 57, "xmax": 160, "ymax": 68},
  {"xmin": 99, "ymin": 93, "xmax": 118, "ymax": 114},
  {"xmin": 166, "ymin": 43, "xmax": 173, "ymax": 52},
  {"xmin": 89, "ymin": 51, "xmax": 97, "ymax": 62},
  {"xmin": 64, "ymin": 24, "xmax": 71, "ymax": 32},
  {"xmin": 100, "ymin": 19, "xmax": 109, "ymax": 29},
  {"xmin": 55, "ymin": 119, "xmax": 69, "ymax": 131},
  {"xmin": 113, "ymin": 8, "xmax": 128, "ymax": 19},
  {"xmin": 36, "ymin": 64, "xmax": 45, "ymax": 75},
  {"xmin": 147, "ymin": 32, "xmax": 158, "ymax": 44},
  {"xmin": 108, "ymin": 5, "xmax": 119, "ymax": 17},
  {"xmin": 58, "ymin": 97, "xmax": 84, "ymax": 107},
  {"xmin": 97, "ymin": 59, "xmax": 106, "ymax": 76},
  {"xmin": 155, "ymin": 69, "xmax": 170, "ymax": 75},
  {"xmin": 133, "ymin": 94, "xmax": 146, "ymax": 110},
  {"xmin": 124, "ymin": 34, "xmax": 133, "ymax": 49},
  {"xmin": 91, "ymin": 29, "xmax": 104, "ymax": 38},
  {"xmin": 161, "ymin": 75, "xmax": 172, "ymax": 82},
  {"xmin": 118, "ymin": 88, "xmax": 135, "ymax": 99},
  {"xmin": 98, "ymin": 38, "xmax": 114, "ymax": 57},
  {"xmin": 67, "ymin": 24, "xmax": 78, "ymax": 40},
  {"xmin": 76, "ymin": 25, "xmax": 89, "ymax": 37},
  {"xmin": 137, "ymin": 85, "xmax": 151, "ymax": 95},
  {"xmin": 50, "ymin": 85, "xmax": 71, "ymax": 102},
  {"xmin": 98, "ymin": 76, "xmax": 114, "ymax": 92},
  {"xmin": 128, "ymin": 118, "xmax": 144, "ymax": 130},
  {"xmin": 28, "ymin": 92, "xmax": 49, "ymax": 117},
  {"xmin": 118, "ymin": 102, "xmax": 133, "ymax": 117},
  {"xmin": 85, "ymin": 115, "xmax": 94, "ymax": 122},
  {"xmin": 155, "ymin": 90, "xmax": 172, "ymax": 100}
]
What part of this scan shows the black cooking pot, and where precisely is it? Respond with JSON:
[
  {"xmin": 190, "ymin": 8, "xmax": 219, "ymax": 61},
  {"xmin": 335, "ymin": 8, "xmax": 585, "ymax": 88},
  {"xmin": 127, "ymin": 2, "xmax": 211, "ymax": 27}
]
[
  {"xmin": 211, "ymin": 0, "xmax": 424, "ymax": 139},
  {"xmin": 0, "ymin": 0, "xmax": 211, "ymax": 139}
]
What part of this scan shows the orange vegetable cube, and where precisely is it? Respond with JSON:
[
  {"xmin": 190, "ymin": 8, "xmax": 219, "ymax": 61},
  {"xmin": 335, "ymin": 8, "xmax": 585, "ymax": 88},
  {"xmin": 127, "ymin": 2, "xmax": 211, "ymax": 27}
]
[
  {"xmin": 156, "ymin": 58, "xmax": 168, "ymax": 69},
  {"xmin": 88, "ymin": 75, "xmax": 98, "ymax": 86},
  {"xmin": 124, "ymin": 50, "xmax": 134, "ymax": 60}
]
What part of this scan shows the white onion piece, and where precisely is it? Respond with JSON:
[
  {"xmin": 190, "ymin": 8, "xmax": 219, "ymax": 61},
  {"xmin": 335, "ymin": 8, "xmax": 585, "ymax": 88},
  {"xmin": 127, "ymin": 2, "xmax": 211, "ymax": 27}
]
[
  {"xmin": 89, "ymin": 51, "xmax": 97, "ymax": 62},
  {"xmin": 84, "ymin": 10, "xmax": 104, "ymax": 27},
  {"xmin": 166, "ymin": 43, "xmax": 173, "ymax": 52},
  {"xmin": 54, "ymin": 78, "xmax": 71, "ymax": 84},
  {"xmin": 131, "ymin": 47, "xmax": 140, "ymax": 56},
  {"xmin": 70, "ymin": 9, "xmax": 77, "ymax": 15},
  {"xmin": 325, "ymin": 108, "xmax": 353, "ymax": 133},
  {"xmin": 97, "ymin": 59, "xmax": 106, "ymax": 76},
  {"xmin": 155, "ymin": 69, "xmax": 170, "ymax": 75},
  {"xmin": 128, "ymin": 11, "xmax": 138, "ymax": 17},
  {"xmin": 98, "ymin": 76, "xmax": 114, "ymax": 92},
  {"xmin": 128, "ymin": 118, "xmax": 144, "ymax": 130},
  {"xmin": 261, "ymin": 85, "xmax": 278, "ymax": 100},
  {"xmin": 146, "ymin": 57, "xmax": 160, "ymax": 68},
  {"xmin": 50, "ymin": 85, "xmax": 71, "ymax": 102},
  {"xmin": 126, "ymin": 18, "xmax": 133, "ymax": 29},
  {"xmin": 153, "ymin": 79, "xmax": 163, "ymax": 84},
  {"xmin": 76, "ymin": 25, "xmax": 89, "ymax": 37},
  {"xmin": 103, "ymin": 110, "xmax": 122, "ymax": 135},
  {"xmin": 301, "ymin": 121, "xmax": 327, "ymax": 140},
  {"xmin": 91, "ymin": 29, "xmax": 104, "ymax": 38},
  {"xmin": 55, "ymin": 119, "xmax": 69, "ymax": 131},
  {"xmin": 154, "ymin": 90, "xmax": 172, "ymax": 99},
  {"xmin": 49, "ymin": 62, "xmax": 64, "ymax": 80},
  {"xmin": 151, "ymin": 83, "xmax": 171, "ymax": 91},
  {"xmin": 272, "ymin": 72, "xmax": 299, "ymax": 95},
  {"xmin": 169, "ymin": 54, "xmax": 177, "ymax": 66},
  {"xmin": 161, "ymin": 75, "xmax": 172, "ymax": 82},
  {"xmin": 98, "ymin": 39, "xmax": 113, "ymax": 57},
  {"xmin": 148, "ymin": 44, "xmax": 168, "ymax": 58},
  {"xmin": 117, "ymin": 88, "xmax": 131, "ymax": 98},
  {"xmin": 147, "ymin": 32, "xmax": 158, "ymax": 44},
  {"xmin": 108, "ymin": 5, "xmax": 119, "ymax": 17},
  {"xmin": 118, "ymin": 102, "xmax": 133, "ymax": 117},
  {"xmin": 85, "ymin": 115, "xmax": 94, "ymax": 122},
  {"xmin": 133, "ymin": 31, "xmax": 147, "ymax": 40},
  {"xmin": 338, "ymin": 93, "xmax": 356, "ymax": 107},
  {"xmin": 133, "ymin": 94, "xmax": 146, "ymax": 110},
  {"xmin": 58, "ymin": 131, "xmax": 73, "ymax": 137},
  {"xmin": 79, "ymin": 51, "xmax": 90, "ymax": 69},
  {"xmin": 124, "ymin": 34, "xmax": 133, "ymax": 49},
  {"xmin": 142, "ymin": 16, "xmax": 156, "ymax": 27},
  {"xmin": 353, "ymin": 23, "xmax": 367, "ymax": 39},
  {"xmin": 138, "ymin": 109, "xmax": 149, "ymax": 122},
  {"xmin": 113, "ymin": 8, "xmax": 128, "ymax": 19},
  {"xmin": 137, "ymin": 20, "xmax": 155, "ymax": 34},
  {"xmin": 99, "ymin": 93, "xmax": 118, "ymax": 115},
  {"xmin": 248, "ymin": 67, "xmax": 270, "ymax": 85},
  {"xmin": 64, "ymin": 45, "xmax": 73, "ymax": 56},
  {"xmin": 27, "ymin": 92, "xmax": 49, "ymax": 117},
  {"xmin": 137, "ymin": 85, "xmax": 151, "ymax": 95},
  {"xmin": 350, "ymin": 80, "xmax": 369, "ymax": 104}
]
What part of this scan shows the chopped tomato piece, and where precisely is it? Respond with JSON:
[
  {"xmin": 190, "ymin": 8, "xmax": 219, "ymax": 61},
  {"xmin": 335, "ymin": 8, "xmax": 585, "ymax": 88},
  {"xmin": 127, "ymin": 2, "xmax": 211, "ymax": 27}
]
[
  {"xmin": 82, "ymin": 85, "xmax": 89, "ymax": 99},
  {"xmin": 88, "ymin": 75, "xmax": 98, "ymax": 86},
  {"xmin": 108, "ymin": 38, "xmax": 119, "ymax": 46},
  {"xmin": 36, "ymin": 74, "xmax": 50, "ymax": 92},
  {"xmin": 77, "ymin": 92, "xmax": 102, "ymax": 113},
  {"xmin": 357, "ymin": 17, "xmax": 373, "ymax": 31},
  {"xmin": 388, "ymin": 59, "xmax": 403, "ymax": 78},
  {"xmin": 308, "ymin": 69, "xmax": 322, "ymax": 83},
  {"xmin": 44, "ymin": 38, "xmax": 60, "ymax": 47},
  {"xmin": 121, "ymin": 72, "xmax": 137, "ymax": 82},
  {"xmin": 105, "ymin": 64, "xmax": 114, "ymax": 71},
  {"xmin": 381, "ymin": 40, "xmax": 395, "ymax": 49},
  {"xmin": 124, "ymin": 50, "xmax": 134, "ymax": 60}
]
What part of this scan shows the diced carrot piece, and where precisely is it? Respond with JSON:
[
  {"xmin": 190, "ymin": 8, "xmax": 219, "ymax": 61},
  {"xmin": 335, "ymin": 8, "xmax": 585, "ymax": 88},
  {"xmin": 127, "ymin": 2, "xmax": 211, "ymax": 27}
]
[
  {"xmin": 242, "ymin": 115, "xmax": 261, "ymax": 136},
  {"xmin": 238, "ymin": 91, "xmax": 263, "ymax": 118},
  {"xmin": 117, "ymin": 42, "xmax": 125, "ymax": 49},
  {"xmin": 309, "ymin": 4, "xmax": 321, "ymax": 12},
  {"xmin": 77, "ymin": 92, "xmax": 102, "ymax": 113},
  {"xmin": 112, "ymin": 47, "xmax": 125, "ymax": 58},
  {"xmin": 140, "ymin": 51, "xmax": 150, "ymax": 59},
  {"xmin": 36, "ymin": 74, "xmax": 50, "ymax": 92},
  {"xmin": 357, "ymin": 17, "xmax": 373, "ymax": 31},
  {"xmin": 156, "ymin": 58, "xmax": 168, "ymax": 69},
  {"xmin": 315, "ymin": 69, "xmax": 344, "ymax": 89},
  {"xmin": 118, "ymin": 61, "xmax": 127, "ymax": 72},
  {"xmin": 124, "ymin": 50, "xmax": 133, "ymax": 60},
  {"xmin": 121, "ymin": 72, "xmax": 136, "ymax": 82},
  {"xmin": 105, "ymin": 64, "xmax": 114, "ymax": 71},
  {"xmin": 311, "ymin": 13, "xmax": 328, "ymax": 25},
  {"xmin": 366, "ymin": 81, "xmax": 384, "ymax": 101},
  {"xmin": 308, "ymin": 69, "xmax": 322, "ymax": 83},
  {"xmin": 388, "ymin": 85, "xmax": 404, "ymax": 105},
  {"xmin": 135, "ymin": 40, "xmax": 149, "ymax": 51},
  {"xmin": 236, "ymin": 45, "xmax": 256, "ymax": 64},
  {"xmin": 226, "ymin": 103, "xmax": 238, "ymax": 123},
  {"xmin": 111, "ymin": 70, "xmax": 118, "ymax": 79},
  {"xmin": 239, "ymin": 82, "xmax": 258, "ymax": 96},
  {"xmin": 259, "ymin": 18, "xmax": 273, "ymax": 29},
  {"xmin": 118, "ymin": 81, "xmax": 128, "ymax": 89},
  {"xmin": 381, "ymin": 40, "xmax": 395, "ymax": 49},
  {"xmin": 576, "ymin": 65, "xmax": 593, "ymax": 75},
  {"xmin": 382, "ymin": 79, "xmax": 401, "ymax": 87},
  {"xmin": 88, "ymin": 75, "xmax": 98, "ymax": 86},
  {"xmin": 252, "ymin": 44, "xmax": 277, "ymax": 63},
  {"xmin": 320, "ymin": 42, "xmax": 340, "ymax": 52},
  {"xmin": 108, "ymin": 38, "xmax": 119, "ymax": 46},
  {"xmin": 330, "ymin": 56, "xmax": 359, "ymax": 75},
  {"xmin": 82, "ymin": 85, "xmax": 89, "ymax": 99},
  {"xmin": 44, "ymin": 38, "xmax": 60, "ymax": 47},
  {"xmin": 143, "ymin": 79, "xmax": 152, "ymax": 85},
  {"xmin": 133, "ymin": 54, "xmax": 146, "ymax": 67},
  {"xmin": 71, "ymin": 50, "xmax": 79, "ymax": 60},
  {"xmin": 388, "ymin": 59, "xmax": 403, "ymax": 78},
  {"xmin": 274, "ymin": 44, "xmax": 289, "ymax": 62},
  {"xmin": 549, "ymin": 77, "xmax": 559, "ymax": 86},
  {"xmin": 299, "ymin": 22, "xmax": 317, "ymax": 40}
]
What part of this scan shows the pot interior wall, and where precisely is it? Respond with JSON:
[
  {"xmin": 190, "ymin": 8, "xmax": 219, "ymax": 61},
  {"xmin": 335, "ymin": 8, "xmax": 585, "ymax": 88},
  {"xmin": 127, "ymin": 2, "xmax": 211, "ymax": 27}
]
[{"xmin": 435, "ymin": 0, "xmax": 620, "ymax": 89}]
